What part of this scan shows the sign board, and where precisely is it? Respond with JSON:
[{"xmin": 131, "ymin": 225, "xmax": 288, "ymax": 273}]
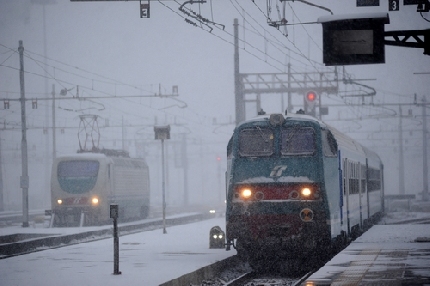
[
  {"xmin": 389, "ymin": 0, "xmax": 400, "ymax": 11},
  {"xmin": 404, "ymin": 0, "xmax": 426, "ymax": 4},
  {"xmin": 110, "ymin": 204, "xmax": 118, "ymax": 219},
  {"xmin": 154, "ymin": 125, "xmax": 171, "ymax": 140},
  {"xmin": 140, "ymin": 0, "xmax": 150, "ymax": 18},
  {"xmin": 318, "ymin": 13, "xmax": 390, "ymax": 66},
  {"xmin": 357, "ymin": 0, "xmax": 380, "ymax": 6}
]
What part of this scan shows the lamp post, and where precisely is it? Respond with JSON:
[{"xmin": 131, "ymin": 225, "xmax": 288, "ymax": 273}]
[{"xmin": 154, "ymin": 125, "xmax": 170, "ymax": 234}]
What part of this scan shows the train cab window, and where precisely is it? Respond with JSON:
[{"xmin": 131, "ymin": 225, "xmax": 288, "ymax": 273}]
[
  {"xmin": 322, "ymin": 130, "xmax": 338, "ymax": 157},
  {"xmin": 281, "ymin": 127, "xmax": 315, "ymax": 156},
  {"xmin": 239, "ymin": 127, "xmax": 274, "ymax": 157},
  {"xmin": 57, "ymin": 160, "xmax": 99, "ymax": 194}
]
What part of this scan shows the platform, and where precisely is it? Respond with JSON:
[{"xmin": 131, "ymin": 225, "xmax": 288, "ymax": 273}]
[
  {"xmin": 0, "ymin": 215, "xmax": 233, "ymax": 286},
  {"xmin": 304, "ymin": 213, "xmax": 430, "ymax": 285}
]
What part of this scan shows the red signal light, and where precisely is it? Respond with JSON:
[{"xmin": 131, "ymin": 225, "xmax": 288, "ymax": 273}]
[{"xmin": 306, "ymin": 91, "xmax": 317, "ymax": 102}]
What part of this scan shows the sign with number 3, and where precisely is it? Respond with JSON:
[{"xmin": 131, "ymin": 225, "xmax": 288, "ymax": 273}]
[{"xmin": 389, "ymin": 0, "xmax": 400, "ymax": 10}]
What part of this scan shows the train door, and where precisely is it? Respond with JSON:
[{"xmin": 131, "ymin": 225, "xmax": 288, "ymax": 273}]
[
  {"xmin": 358, "ymin": 162, "xmax": 369, "ymax": 231},
  {"xmin": 343, "ymin": 158, "xmax": 350, "ymax": 236},
  {"xmin": 344, "ymin": 159, "xmax": 363, "ymax": 239},
  {"xmin": 365, "ymin": 158, "xmax": 371, "ymax": 229},
  {"xmin": 358, "ymin": 162, "xmax": 363, "ymax": 231}
]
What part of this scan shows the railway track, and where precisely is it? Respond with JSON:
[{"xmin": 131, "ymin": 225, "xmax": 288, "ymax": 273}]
[
  {"xmin": 0, "ymin": 210, "xmax": 46, "ymax": 227},
  {"xmin": 225, "ymin": 271, "xmax": 313, "ymax": 286}
]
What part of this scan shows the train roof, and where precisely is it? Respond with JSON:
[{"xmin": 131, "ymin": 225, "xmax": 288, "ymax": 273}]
[
  {"xmin": 56, "ymin": 153, "xmax": 108, "ymax": 159},
  {"xmin": 236, "ymin": 112, "xmax": 381, "ymax": 163},
  {"xmin": 56, "ymin": 152, "xmax": 147, "ymax": 162},
  {"xmin": 237, "ymin": 112, "xmax": 325, "ymax": 128}
]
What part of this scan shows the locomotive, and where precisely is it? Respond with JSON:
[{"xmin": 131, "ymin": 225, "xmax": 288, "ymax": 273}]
[
  {"xmin": 225, "ymin": 112, "xmax": 384, "ymax": 271},
  {"xmin": 50, "ymin": 149, "xmax": 150, "ymax": 227}
]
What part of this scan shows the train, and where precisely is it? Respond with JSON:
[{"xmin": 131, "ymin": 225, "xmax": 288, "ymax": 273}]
[
  {"xmin": 50, "ymin": 149, "xmax": 150, "ymax": 227},
  {"xmin": 225, "ymin": 111, "xmax": 384, "ymax": 272}
]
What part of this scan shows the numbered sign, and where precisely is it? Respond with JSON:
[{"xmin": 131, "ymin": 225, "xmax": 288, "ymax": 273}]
[
  {"xmin": 389, "ymin": 0, "xmax": 400, "ymax": 10},
  {"xmin": 140, "ymin": 0, "xmax": 150, "ymax": 18}
]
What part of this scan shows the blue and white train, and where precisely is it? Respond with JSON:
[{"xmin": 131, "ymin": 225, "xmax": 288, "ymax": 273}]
[{"xmin": 225, "ymin": 112, "xmax": 384, "ymax": 271}]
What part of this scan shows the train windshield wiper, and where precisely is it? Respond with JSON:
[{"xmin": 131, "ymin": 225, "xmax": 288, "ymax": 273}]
[{"xmin": 256, "ymin": 126, "xmax": 269, "ymax": 142}]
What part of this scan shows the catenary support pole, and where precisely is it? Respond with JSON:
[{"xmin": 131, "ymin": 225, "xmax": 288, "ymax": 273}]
[
  {"xmin": 423, "ymin": 96, "xmax": 429, "ymax": 201},
  {"xmin": 234, "ymin": 18, "xmax": 245, "ymax": 126},
  {"xmin": 19, "ymin": 40, "xmax": 29, "ymax": 227},
  {"xmin": 162, "ymin": 138, "xmax": 167, "ymax": 234},
  {"xmin": 398, "ymin": 105, "xmax": 405, "ymax": 195}
]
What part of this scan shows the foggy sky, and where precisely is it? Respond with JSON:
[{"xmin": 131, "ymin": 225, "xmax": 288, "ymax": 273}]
[{"xmin": 0, "ymin": 0, "xmax": 429, "ymax": 210}]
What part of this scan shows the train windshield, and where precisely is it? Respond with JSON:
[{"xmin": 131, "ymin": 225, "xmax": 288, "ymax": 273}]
[
  {"xmin": 239, "ymin": 127, "xmax": 274, "ymax": 157},
  {"xmin": 57, "ymin": 160, "xmax": 99, "ymax": 194},
  {"xmin": 281, "ymin": 127, "xmax": 316, "ymax": 155}
]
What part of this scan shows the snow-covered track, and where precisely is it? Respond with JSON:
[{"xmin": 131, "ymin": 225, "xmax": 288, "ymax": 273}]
[{"xmin": 0, "ymin": 212, "xmax": 213, "ymax": 259}]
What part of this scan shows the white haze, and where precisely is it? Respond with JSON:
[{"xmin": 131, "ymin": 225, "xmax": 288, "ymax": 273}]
[{"xmin": 0, "ymin": 0, "xmax": 429, "ymax": 212}]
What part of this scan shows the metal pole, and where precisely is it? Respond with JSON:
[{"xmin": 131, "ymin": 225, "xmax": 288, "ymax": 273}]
[
  {"xmin": 287, "ymin": 63, "xmax": 292, "ymax": 113},
  {"xmin": 399, "ymin": 105, "xmax": 405, "ymax": 195},
  {"xmin": 422, "ymin": 96, "xmax": 429, "ymax": 201},
  {"xmin": 234, "ymin": 18, "xmax": 244, "ymax": 125},
  {"xmin": 161, "ymin": 138, "xmax": 167, "ymax": 234},
  {"xmin": 113, "ymin": 217, "xmax": 121, "ymax": 275},
  {"xmin": 0, "ymin": 135, "xmax": 4, "ymax": 212},
  {"xmin": 19, "ymin": 40, "xmax": 29, "ymax": 227},
  {"xmin": 43, "ymin": 4, "xmax": 50, "ymax": 212},
  {"xmin": 182, "ymin": 134, "xmax": 189, "ymax": 206},
  {"xmin": 52, "ymin": 85, "xmax": 56, "ymax": 160}
]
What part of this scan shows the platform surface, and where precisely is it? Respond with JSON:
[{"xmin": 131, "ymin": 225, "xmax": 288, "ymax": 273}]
[
  {"xmin": 304, "ymin": 211, "xmax": 430, "ymax": 285},
  {"xmin": 0, "ymin": 216, "xmax": 233, "ymax": 286}
]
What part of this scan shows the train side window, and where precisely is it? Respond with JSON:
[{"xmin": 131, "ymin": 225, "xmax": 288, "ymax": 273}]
[
  {"xmin": 238, "ymin": 127, "xmax": 274, "ymax": 157},
  {"xmin": 281, "ymin": 127, "xmax": 315, "ymax": 156},
  {"xmin": 322, "ymin": 130, "xmax": 338, "ymax": 157},
  {"xmin": 227, "ymin": 137, "xmax": 233, "ymax": 158}
]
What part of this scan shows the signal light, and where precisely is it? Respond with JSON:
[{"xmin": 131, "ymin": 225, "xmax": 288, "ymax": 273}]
[{"xmin": 306, "ymin": 91, "xmax": 317, "ymax": 102}]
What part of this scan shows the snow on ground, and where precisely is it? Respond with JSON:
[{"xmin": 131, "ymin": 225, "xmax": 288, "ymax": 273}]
[
  {"xmin": 0, "ymin": 216, "xmax": 234, "ymax": 286},
  {"xmin": 306, "ymin": 222, "xmax": 430, "ymax": 284},
  {"xmin": 2, "ymin": 203, "xmax": 430, "ymax": 285}
]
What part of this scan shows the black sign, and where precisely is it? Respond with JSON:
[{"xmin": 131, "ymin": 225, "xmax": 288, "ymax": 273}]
[
  {"xmin": 357, "ymin": 0, "xmax": 380, "ymax": 6},
  {"xmin": 140, "ymin": 1, "xmax": 150, "ymax": 18},
  {"xmin": 318, "ymin": 13, "xmax": 390, "ymax": 66},
  {"xmin": 110, "ymin": 204, "xmax": 118, "ymax": 219},
  {"xmin": 389, "ymin": 0, "xmax": 400, "ymax": 10},
  {"xmin": 404, "ymin": 0, "xmax": 425, "ymax": 4}
]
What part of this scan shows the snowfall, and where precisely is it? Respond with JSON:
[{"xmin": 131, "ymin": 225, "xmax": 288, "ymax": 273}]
[{"xmin": 1, "ymin": 210, "xmax": 430, "ymax": 286}]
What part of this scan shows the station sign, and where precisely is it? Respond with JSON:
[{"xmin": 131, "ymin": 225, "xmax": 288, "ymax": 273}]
[
  {"xmin": 140, "ymin": 0, "xmax": 150, "ymax": 18},
  {"xmin": 318, "ymin": 13, "xmax": 390, "ymax": 66},
  {"xmin": 356, "ymin": 0, "xmax": 380, "ymax": 6}
]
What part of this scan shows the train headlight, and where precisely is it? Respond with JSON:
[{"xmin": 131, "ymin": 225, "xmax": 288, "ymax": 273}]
[
  {"xmin": 57, "ymin": 199, "xmax": 63, "ymax": 205},
  {"xmin": 241, "ymin": 188, "xmax": 252, "ymax": 199},
  {"xmin": 91, "ymin": 197, "xmax": 99, "ymax": 206},
  {"xmin": 301, "ymin": 187, "xmax": 312, "ymax": 197}
]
